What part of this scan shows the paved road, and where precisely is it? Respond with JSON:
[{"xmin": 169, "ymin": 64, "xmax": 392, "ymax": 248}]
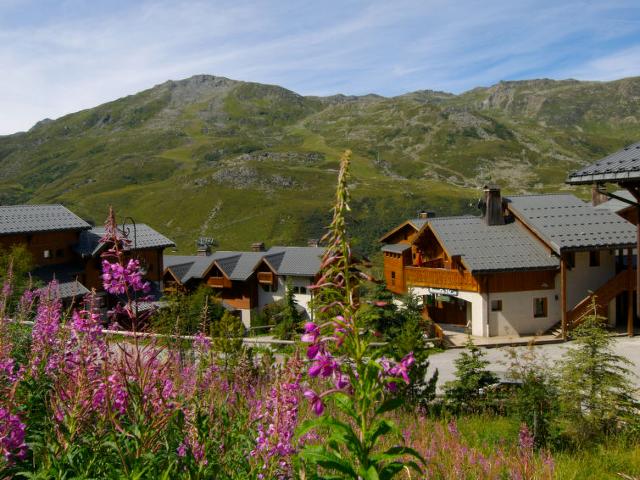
[{"xmin": 426, "ymin": 337, "xmax": 640, "ymax": 393}]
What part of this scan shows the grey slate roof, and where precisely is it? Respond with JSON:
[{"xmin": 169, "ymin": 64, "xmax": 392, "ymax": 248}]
[
  {"xmin": 594, "ymin": 190, "xmax": 635, "ymax": 214},
  {"xmin": 381, "ymin": 243, "xmax": 412, "ymax": 254},
  {"xmin": 164, "ymin": 253, "xmax": 228, "ymax": 283},
  {"xmin": 427, "ymin": 216, "xmax": 559, "ymax": 273},
  {"xmin": 32, "ymin": 264, "xmax": 90, "ymax": 299},
  {"xmin": 506, "ymin": 194, "xmax": 636, "ymax": 253},
  {"xmin": 567, "ymin": 141, "xmax": 640, "ymax": 184},
  {"xmin": 76, "ymin": 224, "xmax": 175, "ymax": 256},
  {"xmin": 409, "ymin": 218, "xmax": 428, "ymax": 230},
  {"xmin": 164, "ymin": 246, "xmax": 324, "ymax": 284},
  {"xmin": 220, "ymin": 252, "xmax": 264, "ymax": 281},
  {"xmin": 264, "ymin": 246, "xmax": 324, "ymax": 276},
  {"xmin": 0, "ymin": 205, "xmax": 91, "ymax": 235}
]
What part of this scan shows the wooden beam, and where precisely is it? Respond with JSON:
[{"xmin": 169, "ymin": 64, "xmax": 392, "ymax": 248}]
[
  {"xmin": 628, "ymin": 248, "xmax": 634, "ymax": 337},
  {"xmin": 561, "ymin": 253, "xmax": 568, "ymax": 340}
]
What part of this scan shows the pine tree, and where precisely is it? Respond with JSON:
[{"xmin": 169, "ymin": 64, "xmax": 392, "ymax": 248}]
[
  {"xmin": 443, "ymin": 336, "xmax": 497, "ymax": 412},
  {"xmin": 273, "ymin": 281, "xmax": 303, "ymax": 340},
  {"xmin": 557, "ymin": 304, "xmax": 639, "ymax": 441}
]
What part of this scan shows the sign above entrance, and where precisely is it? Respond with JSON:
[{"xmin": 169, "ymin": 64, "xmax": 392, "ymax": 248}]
[{"xmin": 426, "ymin": 287, "xmax": 459, "ymax": 297}]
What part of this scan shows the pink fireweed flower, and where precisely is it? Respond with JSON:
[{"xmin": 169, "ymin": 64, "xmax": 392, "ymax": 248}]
[
  {"xmin": 108, "ymin": 374, "xmax": 128, "ymax": 415},
  {"xmin": 334, "ymin": 371, "xmax": 350, "ymax": 390},
  {"xmin": 518, "ymin": 424, "xmax": 535, "ymax": 451},
  {"xmin": 306, "ymin": 342, "xmax": 321, "ymax": 360},
  {"xmin": 301, "ymin": 322, "xmax": 320, "ymax": 342},
  {"xmin": 303, "ymin": 389, "xmax": 324, "ymax": 416},
  {"xmin": 30, "ymin": 282, "xmax": 63, "ymax": 376},
  {"xmin": 102, "ymin": 259, "xmax": 150, "ymax": 295},
  {"xmin": 308, "ymin": 353, "xmax": 338, "ymax": 378},
  {"xmin": 0, "ymin": 408, "xmax": 27, "ymax": 462}
]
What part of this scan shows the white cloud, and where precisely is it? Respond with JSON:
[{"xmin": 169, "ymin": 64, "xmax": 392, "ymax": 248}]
[{"xmin": 1, "ymin": 0, "xmax": 639, "ymax": 134}]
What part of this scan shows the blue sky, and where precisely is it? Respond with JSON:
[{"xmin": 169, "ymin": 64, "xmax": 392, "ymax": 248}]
[{"xmin": 1, "ymin": 0, "xmax": 639, "ymax": 134}]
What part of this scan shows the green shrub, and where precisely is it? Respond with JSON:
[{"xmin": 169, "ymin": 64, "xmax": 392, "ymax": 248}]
[
  {"xmin": 443, "ymin": 336, "xmax": 498, "ymax": 413},
  {"xmin": 557, "ymin": 305, "xmax": 640, "ymax": 443}
]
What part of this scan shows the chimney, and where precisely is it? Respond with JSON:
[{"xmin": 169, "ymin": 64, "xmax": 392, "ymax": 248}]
[
  {"xmin": 417, "ymin": 210, "xmax": 436, "ymax": 219},
  {"xmin": 307, "ymin": 238, "xmax": 319, "ymax": 248},
  {"xmin": 591, "ymin": 184, "xmax": 608, "ymax": 206},
  {"xmin": 481, "ymin": 184, "xmax": 505, "ymax": 226},
  {"xmin": 251, "ymin": 242, "xmax": 266, "ymax": 252}
]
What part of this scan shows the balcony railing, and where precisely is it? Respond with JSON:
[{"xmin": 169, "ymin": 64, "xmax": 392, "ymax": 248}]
[
  {"xmin": 404, "ymin": 266, "xmax": 479, "ymax": 292},
  {"xmin": 257, "ymin": 271, "xmax": 275, "ymax": 285},
  {"xmin": 207, "ymin": 276, "xmax": 229, "ymax": 288}
]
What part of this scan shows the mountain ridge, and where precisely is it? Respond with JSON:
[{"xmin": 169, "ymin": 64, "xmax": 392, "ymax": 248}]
[{"xmin": 1, "ymin": 74, "xmax": 639, "ymax": 254}]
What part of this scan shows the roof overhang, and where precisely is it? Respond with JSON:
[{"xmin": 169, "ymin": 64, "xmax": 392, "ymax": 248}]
[{"xmin": 378, "ymin": 220, "xmax": 421, "ymax": 243}]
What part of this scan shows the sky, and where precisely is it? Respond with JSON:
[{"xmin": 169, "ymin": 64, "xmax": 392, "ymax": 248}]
[{"xmin": 1, "ymin": 0, "xmax": 639, "ymax": 135}]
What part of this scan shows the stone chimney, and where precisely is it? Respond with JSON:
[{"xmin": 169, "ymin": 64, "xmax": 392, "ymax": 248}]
[
  {"xmin": 481, "ymin": 184, "xmax": 505, "ymax": 226},
  {"xmin": 591, "ymin": 184, "xmax": 608, "ymax": 206},
  {"xmin": 251, "ymin": 242, "xmax": 266, "ymax": 252},
  {"xmin": 417, "ymin": 210, "xmax": 435, "ymax": 219}
]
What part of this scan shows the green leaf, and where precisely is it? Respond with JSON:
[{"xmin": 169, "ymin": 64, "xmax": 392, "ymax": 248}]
[
  {"xmin": 332, "ymin": 392, "xmax": 358, "ymax": 419},
  {"xmin": 365, "ymin": 419, "xmax": 396, "ymax": 449},
  {"xmin": 300, "ymin": 445, "xmax": 357, "ymax": 478},
  {"xmin": 378, "ymin": 462, "xmax": 406, "ymax": 480},
  {"xmin": 375, "ymin": 397, "xmax": 404, "ymax": 416},
  {"xmin": 363, "ymin": 465, "xmax": 380, "ymax": 480}
]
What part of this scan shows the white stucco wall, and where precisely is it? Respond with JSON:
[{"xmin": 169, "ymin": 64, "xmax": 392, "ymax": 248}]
[
  {"xmin": 406, "ymin": 251, "xmax": 621, "ymax": 337},
  {"xmin": 409, "ymin": 287, "xmax": 489, "ymax": 337},
  {"xmin": 566, "ymin": 250, "xmax": 616, "ymax": 309},
  {"xmin": 240, "ymin": 309, "xmax": 252, "ymax": 329},
  {"xmin": 256, "ymin": 275, "xmax": 314, "ymax": 318},
  {"xmin": 487, "ymin": 289, "xmax": 559, "ymax": 336}
]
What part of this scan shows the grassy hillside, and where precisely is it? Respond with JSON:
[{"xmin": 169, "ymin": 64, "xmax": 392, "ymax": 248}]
[{"xmin": 1, "ymin": 74, "xmax": 640, "ymax": 254}]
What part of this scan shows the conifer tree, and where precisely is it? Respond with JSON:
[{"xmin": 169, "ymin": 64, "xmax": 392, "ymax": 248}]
[
  {"xmin": 443, "ymin": 336, "xmax": 497, "ymax": 412},
  {"xmin": 557, "ymin": 304, "xmax": 639, "ymax": 441}
]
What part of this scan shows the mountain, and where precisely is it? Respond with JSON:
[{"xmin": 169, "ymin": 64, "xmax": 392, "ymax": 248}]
[{"xmin": 1, "ymin": 74, "xmax": 640, "ymax": 255}]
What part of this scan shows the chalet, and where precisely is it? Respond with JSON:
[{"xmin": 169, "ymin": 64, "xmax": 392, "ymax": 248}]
[
  {"xmin": 0, "ymin": 205, "xmax": 92, "ymax": 300},
  {"xmin": 75, "ymin": 223, "xmax": 174, "ymax": 292},
  {"xmin": 163, "ymin": 246, "xmax": 324, "ymax": 327},
  {"xmin": 380, "ymin": 186, "xmax": 638, "ymax": 338},
  {"xmin": 567, "ymin": 140, "xmax": 640, "ymax": 336},
  {"xmin": 0, "ymin": 204, "xmax": 175, "ymax": 301}
]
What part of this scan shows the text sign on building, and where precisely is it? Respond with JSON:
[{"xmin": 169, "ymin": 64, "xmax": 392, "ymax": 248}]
[{"xmin": 426, "ymin": 287, "xmax": 459, "ymax": 297}]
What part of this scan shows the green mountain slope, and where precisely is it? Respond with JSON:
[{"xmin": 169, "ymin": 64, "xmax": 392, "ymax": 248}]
[{"xmin": 1, "ymin": 74, "xmax": 639, "ymax": 254}]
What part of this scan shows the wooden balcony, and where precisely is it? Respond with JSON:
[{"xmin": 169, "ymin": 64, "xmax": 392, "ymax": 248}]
[
  {"xmin": 257, "ymin": 271, "xmax": 275, "ymax": 285},
  {"xmin": 404, "ymin": 266, "xmax": 479, "ymax": 292},
  {"xmin": 207, "ymin": 276, "xmax": 230, "ymax": 288}
]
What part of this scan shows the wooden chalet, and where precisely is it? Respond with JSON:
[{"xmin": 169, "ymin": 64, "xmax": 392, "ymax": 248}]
[
  {"xmin": 567, "ymin": 140, "xmax": 640, "ymax": 335},
  {"xmin": 163, "ymin": 246, "xmax": 324, "ymax": 328},
  {"xmin": 0, "ymin": 204, "xmax": 175, "ymax": 302},
  {"xmin": 380, "ymin": 186, "xmax": 638, "ymax": 338}
]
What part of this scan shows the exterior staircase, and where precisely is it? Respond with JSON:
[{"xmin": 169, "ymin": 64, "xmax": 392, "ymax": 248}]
[{"xmin": 566, "ymin": 269, "xmax": 634, "ymax": 331}]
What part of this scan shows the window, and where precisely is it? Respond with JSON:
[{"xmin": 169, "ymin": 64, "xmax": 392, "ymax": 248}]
[
  {"xmin": 56, "ymin": 249, "xmax": 64, "ymax": 258},
  {"xmin": 291, "ymin": 286, "xmax": 307, "ymax": 295},
  {"xmin": 391, "ymin": 271, "xmax": 396, "ymax": 286},
  {"xmin": 491, "ymin": 299, "xmax": 502, "ymax": 312},
  {"xmin": 43, "ymin": 249, "xmax": 51, "ymax": 259},
  {"xmin": 589, "ymin": 251, "xmax": 600, "ymax": 267},
  {"xmin": 260, "ymin": 283, "xmax": 276, "ymax": 293},
  {"xmin": 534, "ymin": 297, "xmax": 548, "ymax": 318},
  {"xmin": 566, "ymin": 252, "xmax": 575, "ymax": 269}
]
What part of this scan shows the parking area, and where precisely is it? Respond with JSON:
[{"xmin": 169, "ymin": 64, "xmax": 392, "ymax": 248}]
[{"xmin": 427, "ymin": 336, "xmax": 640, "ymax": 393}]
